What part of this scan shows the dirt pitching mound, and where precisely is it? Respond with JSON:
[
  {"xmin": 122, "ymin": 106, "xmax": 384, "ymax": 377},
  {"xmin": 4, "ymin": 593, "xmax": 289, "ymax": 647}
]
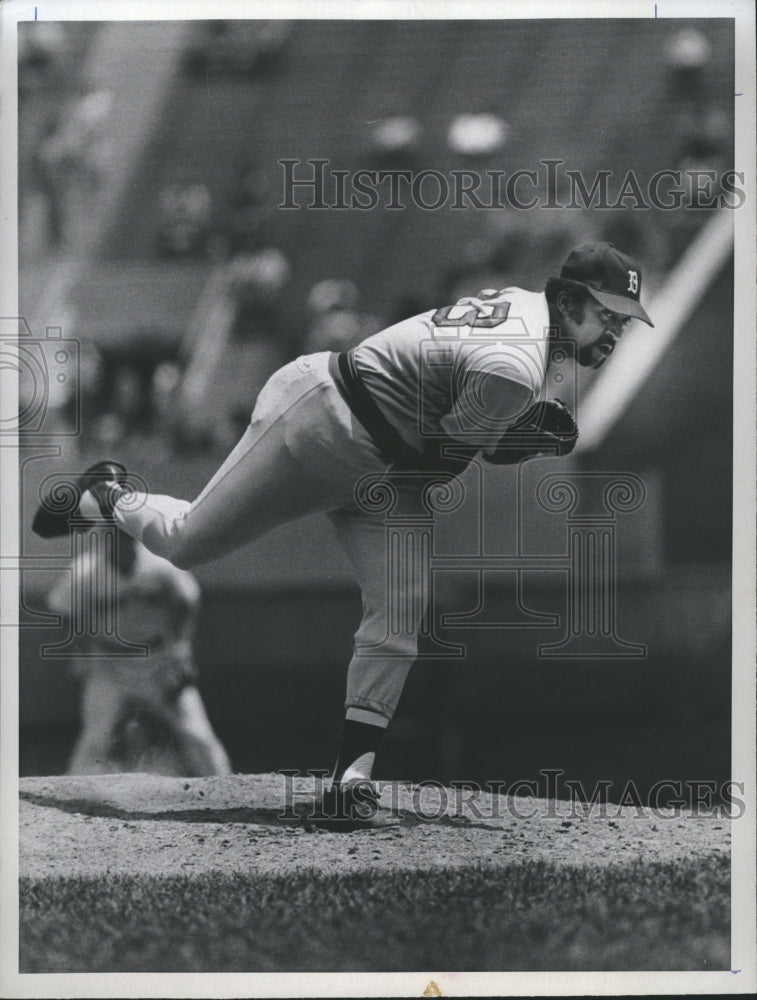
[{"xmin": 20, "ymin": 772, "xmax": 729, "ymax": 880}]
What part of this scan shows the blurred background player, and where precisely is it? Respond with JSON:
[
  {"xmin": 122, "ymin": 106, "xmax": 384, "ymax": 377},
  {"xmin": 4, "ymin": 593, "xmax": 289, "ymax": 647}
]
[
  {"xmin": 301, "ymin": 278, "xmax": 384, "ymax": 354},
  {"xmin": 44, "ymin": 527, "xmax": 232, "ymax": 777}
]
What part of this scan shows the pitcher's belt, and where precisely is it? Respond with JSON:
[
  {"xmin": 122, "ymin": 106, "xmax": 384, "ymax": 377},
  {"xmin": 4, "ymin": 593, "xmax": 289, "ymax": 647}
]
[{"xmin": 328, "ymin": 350, "xmax": 421, "ymax": 468}]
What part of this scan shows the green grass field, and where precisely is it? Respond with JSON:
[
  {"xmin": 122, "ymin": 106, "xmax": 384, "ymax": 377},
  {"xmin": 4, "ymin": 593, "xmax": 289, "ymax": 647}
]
[{"xmin": 20, "ymin": 853, "xmax": 729, "ymax": 972}]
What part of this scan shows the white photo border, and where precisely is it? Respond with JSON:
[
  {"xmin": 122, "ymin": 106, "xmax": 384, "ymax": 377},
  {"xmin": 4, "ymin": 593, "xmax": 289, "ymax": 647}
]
[{"xmin": 1, "ymin": 0, "xmax": 754, "ymax": 996}]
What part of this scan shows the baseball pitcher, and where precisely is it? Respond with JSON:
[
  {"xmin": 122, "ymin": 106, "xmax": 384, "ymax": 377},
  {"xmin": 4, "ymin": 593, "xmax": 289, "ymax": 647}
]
[{"xmin": 34, "ymin": 242, "xmax": 652, "ymax": 826}]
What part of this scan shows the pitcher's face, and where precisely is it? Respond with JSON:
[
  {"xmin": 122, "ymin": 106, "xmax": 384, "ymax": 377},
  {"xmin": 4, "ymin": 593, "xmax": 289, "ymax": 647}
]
[{"xmin": 563, "ymin": 296, "xmax": 634, "ymax": 368}]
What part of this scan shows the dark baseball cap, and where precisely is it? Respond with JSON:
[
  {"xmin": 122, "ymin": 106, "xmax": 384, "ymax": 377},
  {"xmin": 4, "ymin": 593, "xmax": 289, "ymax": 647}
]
[{"xmin": 559, "ymin": 243, "xmax": 654, "ymax": 326}]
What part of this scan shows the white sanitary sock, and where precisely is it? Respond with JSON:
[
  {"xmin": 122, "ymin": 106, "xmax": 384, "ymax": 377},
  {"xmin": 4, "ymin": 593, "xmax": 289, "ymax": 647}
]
[{"xmin": 340, "ymin": 751, "xmax": 376, "ymax": 783}]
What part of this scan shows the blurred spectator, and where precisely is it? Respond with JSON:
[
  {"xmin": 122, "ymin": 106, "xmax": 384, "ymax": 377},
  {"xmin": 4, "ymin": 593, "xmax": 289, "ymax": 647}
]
[
  {"xmin": 224, "ymin": 162, "xmax": 275, "ymax": 255},
  {"xmin": 301, "ymin": 279, "xmax": 384, "ymax": 353},
  {"xmin": 88, "ymin": 328, "xmax": 183, "ymax": 438},
  {"xmin": 26, "ymin": 111, "xmax": 66, "ymax": 248},
  {"xmin": 112, "ymin": 366, "xmax": 144, "ymax": 431},
  {"xmin": 151, "ymin": 361, "xmax": 184, "ymax": 425},
  {"xmin": 91, "ymin": 411, "xmax": 128, "ymax": 448},
  {"xmin": 369, "ymin": 116, "xmax": 422, "ymax": 163},
  {"xmin": 70, "ymin": 88, "xmax": 114, "ymax": 190},
  {"xmin": 448, "ymin": 112, "xmax": 509, "ymax": 157},
  {"xmin": 665, "ymin": 27, "xmax": 713, "ymax": 105},
  {"xmin": 677, "ymin": 107, "xmax": 731, "ymax": 177},
  {"xmin": 662, "ymin": 104, "xmax": 732, "ymax": 267},
  {"xmin": 183, "ymin": 20, "xmax": 291, "ymax": 78},
  {"xmin": 307, "ymin": 278, "xmax": 360, "ymax": 315},
  {"xmin": 227, "ymin": 247, "xmax": 292, "ymax": 339},
  {"xmin": 18, "ymin": 22, "xmax": 73, "ymax": 100},
  {"xmin": 74, "ymin": 340, "xmax": 107, "ymax": 431},
  {"xmin": 36, "ymin": 87, "xmax": 114, "ymax": 246},
  {"xmin": 156, "ymin": 179, "xmax": 215, "ymax": 258},
  {"xmin": 45, "ymin": 530, "xmax": 232, "ymax": 777}
]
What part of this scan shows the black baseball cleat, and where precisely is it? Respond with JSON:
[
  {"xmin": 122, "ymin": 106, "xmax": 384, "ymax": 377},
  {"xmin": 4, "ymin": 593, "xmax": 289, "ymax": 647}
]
[
  {"xmin": 310, "ymin": 780, "xmax": 400, "ymax": 831},
  {"xmin": 32, "ymin": 460, "xmax": 128, "ymax": 538}
]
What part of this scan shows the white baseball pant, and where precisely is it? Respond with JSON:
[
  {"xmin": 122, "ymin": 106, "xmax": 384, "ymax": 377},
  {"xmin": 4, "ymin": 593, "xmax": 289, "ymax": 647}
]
[{"xmin": 111, "ymin": 352, "xmax": 428, "ymax": 724}]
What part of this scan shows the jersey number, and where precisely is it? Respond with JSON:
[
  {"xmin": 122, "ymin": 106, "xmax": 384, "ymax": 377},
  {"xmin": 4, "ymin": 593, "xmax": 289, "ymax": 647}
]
[{"xmin": 432, "ymin": 300, "xmax": 511, "ymax": 330}]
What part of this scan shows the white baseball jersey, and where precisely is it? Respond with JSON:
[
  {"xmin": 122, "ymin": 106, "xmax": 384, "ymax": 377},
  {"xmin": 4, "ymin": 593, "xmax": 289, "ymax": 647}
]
[
  {"xmin": 353, "ymin": 287, "xmax": 551, "ymax": 454},
  {"xmin": 108, "ymin": 289, "xmax": 551, "ymax": 725},
  {"xmin": 47, "ymin": 542, "xmax": 200, "ymax": 688}
]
